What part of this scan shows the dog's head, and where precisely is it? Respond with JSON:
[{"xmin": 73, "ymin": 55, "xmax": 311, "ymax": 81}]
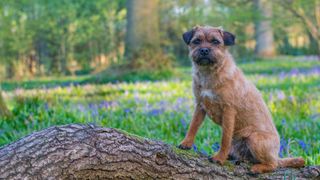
[{"xmin": 183, "ymin": 26, "xmax": 235, "ymax": 66}]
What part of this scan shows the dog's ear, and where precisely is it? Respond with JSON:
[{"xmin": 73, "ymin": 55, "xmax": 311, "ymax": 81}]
[
  {"xmin": 223, "ymin": 31, "xmax": 235, "ymax": 46},
  {"xmin": 182, "ymin": 29, "xmax": 194, "ymax": 45}
]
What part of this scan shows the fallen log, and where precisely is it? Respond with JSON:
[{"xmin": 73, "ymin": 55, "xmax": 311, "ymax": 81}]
[{"xmin": 0, "ymin": 124, "xmax": 319, "ymax": 179}]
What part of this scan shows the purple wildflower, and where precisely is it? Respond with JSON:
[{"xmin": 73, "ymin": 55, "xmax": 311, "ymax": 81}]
[
  {"xmin": 279, "ymin": 138, "xmax": 288, "ymax": 158},
  {"xmin": 180, "ymin": 118, "xmax": 187, "ymax": 129},
  {"xmin": 288, "ymin": 95, "xmax": 295, "ymax": 102},
  {"xmin": 99, "ymin": 101, "xmax": 112, "ymax": 109},
  {"xmin": 289, "ymin": 68, "xmax": 299, "ymax": 76},
  {"xmin": 277, "ymin": 91, "xmax": 286, "ymax": 100},
  {"xmin": 298, "ymin": 140, "xmax": 308, "ymax": 153},
  {"xmin": 192, "ymin": 144, "xmax": 198, "ymax": 152},
  {"xmin": 281, "ymin": 119, "xmax": 286, "ymax": 125},
  {"xmin": 77, "ymin": 104, "xmax": 86, "ymax": 113},
  {"xmin": 310, "ymin": 66, "xmax": 320, "ymax": 75},
  {"xmin": 124, "ymin": 108, "xmax": 131, "ymax": 114},
  {"xmin": 200, "ymin": 148, "xmax": 208, "ymax": 156},
  {"xmin": 148, "ymin": 109, "xmax": 163, "ymax": 116},
  {"xmin": 310, "ymin": 114, "xmax": 320, "ymax": 121},
  {"xmin": 91, "ymin": 110, "xmax": 98, "ymax": 118},
  {"xmin": 211, "ymin": 142, "xmax": 220, "ymax": 152},
  {"xmin": 268, "ymin": 93, "xmax": 273, "ymax": 102},
  {"xmin": 279, "ymin": 72, "xmax": 286, "ymax": 79},
  {"xmin": 89, "ymin": 104, "xmax": 99, "ymax": 118}
]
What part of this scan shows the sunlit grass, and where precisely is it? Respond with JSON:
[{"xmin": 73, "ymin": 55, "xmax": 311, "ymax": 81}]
[{"xmin": 0, "ymin": 58, "xmax": 319, "ymax": 165}]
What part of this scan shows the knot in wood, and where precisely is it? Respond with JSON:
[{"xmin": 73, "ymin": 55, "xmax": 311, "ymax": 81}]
[{"xmin": 155, "ymin": 152, "xmax": 167, "ymax": 165}]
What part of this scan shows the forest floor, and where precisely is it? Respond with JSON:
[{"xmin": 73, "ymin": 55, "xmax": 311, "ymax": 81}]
[{"xmin": 1, "ymin": 57, "xmax": 319, "ymax": 165}]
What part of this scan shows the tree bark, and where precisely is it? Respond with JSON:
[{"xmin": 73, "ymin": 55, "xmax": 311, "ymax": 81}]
[
  {"xmin": 0, "ymin": 124, "xmax": 318, "ymax": 179},
  {"xmin": 125, "ymin": 0, "xmax": 160, "ymax": 58},
  {"xmin": 254, "ymin": 0, "xmax": 276, "ymax": 58},
  {"xmin": 278, "ymin": 0, "xmax": 320, "ymax": 58}
]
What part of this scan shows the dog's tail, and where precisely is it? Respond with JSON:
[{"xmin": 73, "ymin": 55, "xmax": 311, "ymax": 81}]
[{"xmin": 278, "ymin": 157, "xmax": 305, "ymax": 168}]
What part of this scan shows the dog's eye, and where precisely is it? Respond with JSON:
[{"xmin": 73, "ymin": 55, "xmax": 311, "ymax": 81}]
[
  {"xmin": 212, "ymin": 39, "xmax": 220, "ymax": 45},
  {"xmin": 192, "ymin": 39, "xmax": 201, "ymax": 45}
]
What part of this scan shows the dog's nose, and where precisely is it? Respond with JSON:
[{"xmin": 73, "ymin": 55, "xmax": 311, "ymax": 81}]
[{"xmin": 200, "ymin": 48, "xmax": 210, "ymax": 56}]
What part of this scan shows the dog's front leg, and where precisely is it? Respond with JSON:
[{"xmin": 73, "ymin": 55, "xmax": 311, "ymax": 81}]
[
  {"xmin": 210, "ymin": 107, "xmax": 236, "ymax": 165},
  {"xmin": 178, "ymin": 105, "xmax": 206, "ymax": 150}
]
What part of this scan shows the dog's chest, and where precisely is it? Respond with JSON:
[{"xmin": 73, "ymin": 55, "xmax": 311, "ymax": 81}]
[
  {"xmin": 200, "ymin": 89, "xmax": 219, "ymax": 102},
  {"xmin": 199, "ymin": 88, "xmax": 223, "ymax": 125}
]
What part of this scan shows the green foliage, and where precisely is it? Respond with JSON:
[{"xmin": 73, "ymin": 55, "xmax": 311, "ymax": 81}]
[
  {"xmin": 0, "ymin": 0, "xmax": 318, "ymax": 79},
  {"xmin": 0, "ymin": 0, "xmax": 126, "ymax": 77},
  {"xmin": 0, "ymin": 91, "xmax": 11, "ymax": 117},
  {"xmin": 0, "ymin": 58, "xmax": 319, "ymax": 165},
  {"xmin": 87, "ymin": 68, "xmax": 174, "ymax": 84}
]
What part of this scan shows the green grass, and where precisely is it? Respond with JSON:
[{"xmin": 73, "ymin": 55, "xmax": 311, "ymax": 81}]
[{"xmin": 0, "ymin": 58, "xmax": 319, "ymax": 165}]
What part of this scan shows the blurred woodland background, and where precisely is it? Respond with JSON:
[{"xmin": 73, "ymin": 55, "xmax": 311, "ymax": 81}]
[
  {"xmin": 0, "ymin": 0, "xmax": 319, "ymax": 165},
  {"xmin": 0, "ymin": 0, "xmax": 319, "ymax": 79}
]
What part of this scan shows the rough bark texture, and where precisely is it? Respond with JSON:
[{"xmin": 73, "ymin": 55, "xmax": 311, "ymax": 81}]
[
  {"xmin": 254, "ymin": 0, "xmax": 275, "ymax": 58},
  {"xmin": 125, "ymin": 0, "xmax": 160, "ymax": 60},
  {"xmin": 0, "ymin": 124, "xmax": 319, "ymax": 179}
]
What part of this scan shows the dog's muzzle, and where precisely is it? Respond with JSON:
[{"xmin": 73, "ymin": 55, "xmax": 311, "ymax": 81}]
[{"xmin": 195, "ymin": 58, "xmax": 215, "ymax": 66}]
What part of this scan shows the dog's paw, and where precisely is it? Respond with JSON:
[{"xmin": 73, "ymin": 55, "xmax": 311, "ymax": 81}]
[
  {"xmin": 209, "ymin": 155, "xmax": 226, "ymax": 165},
  {"xmin": 250, "ymin": 166, "xmax": 263, "ymax": 174},
  {"xmin": 177, "ymin": 144, "xmax": 192, "ymax": 150}
]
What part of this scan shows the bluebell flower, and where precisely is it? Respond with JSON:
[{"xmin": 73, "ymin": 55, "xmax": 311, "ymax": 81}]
[
  {"xmin": 310, "ymin": 66, "xmax": 320, "ymax": 75},
  {"xmin": 298, "ymin": 140, "xmax": 308, "ymax": 152},
  {"xmin": 180, "ymin": 118, "xmax": 187, "ymax": 129},
  {"xmin": 279, "ymin": 72, "xmax": 286, "ymax": 79},
  {"xmin": 200, "ymin": 148, "xmax": 208, "ymax": 156},
  {"xmin": 77, "ymin": 104, "xmax": 86, "ymax": 113},
  {"xmin": 288, "ymin": 95, "xmax": 295, "ymax": 102},
  {"xmin": 289, "ymin": 68, "xmax": 299, "ymax": 76},
  {"xmin": 91, "ymin": 109, "xmax": 98, "ymax": 118},
  {"xmin": 124, "ymin": 108, "xmax": 131, "ymax": 114},
  {"xmin": 88, "ymin": 103, "xmax": 95, "ymax": 110},
  {"xmin": 211, "ymin": 142, "xmax": 220, "ymax": 152},
  {"xmin": 192, "ymin": 144, "xmax": 198, "ymax": 152},
  {"xmin": 293, "ymin": 122, "xmax": 301, "ymax": 131},
  {"xmin": 279, "ymin": 146, "xmax": 284, "ymax": 158},
  {"xmin": 268, "ymin": 93, "xmax": 273, "ymax": 102},
  {"xmin": 279, "ymin": 138, "xmax": 288, "ymax": 158},
  {"xmin": 277, "ymin": 91, "xmax": 285, "ymax": 100},
  {"xmin": 100, "ymin": 101, "xmax": 112, "ymax": 109},
  {"xmin": 148, "ymin": 109, "xmax": 163, "ymax": 116},
  {"xmin": 310, "ymin": 114, "xmax": 320, "ymax": 121}
]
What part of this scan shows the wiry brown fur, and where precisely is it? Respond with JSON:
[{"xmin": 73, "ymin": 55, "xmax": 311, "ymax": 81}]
[{"xmin": 179, "ymin": 26, "xmax": 305, "ymax": 173}]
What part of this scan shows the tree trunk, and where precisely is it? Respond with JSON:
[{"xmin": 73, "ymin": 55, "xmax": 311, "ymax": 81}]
[
  {"xmin": 277, "ymin": 0, "xmax": 320, "ymax": 58},
  {"xmin": 0, "ymin": 91, "xmax": 10, "ymax": 117},
  {"xmin": 125, "ymin": 0, "xmax": 164, "ymax": 69},
  {"xmin": 254, "ymin": 0, "xmax": 275, "ymax": 58},
  {"xmin": 0, "ymin": 124, "xmax": 318, "ymax": 179}
]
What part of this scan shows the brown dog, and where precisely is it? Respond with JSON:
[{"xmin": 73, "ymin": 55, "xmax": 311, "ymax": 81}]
[{"xmin": 178, "ymin": 26, "xmax": 305, "ymax": 173}]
